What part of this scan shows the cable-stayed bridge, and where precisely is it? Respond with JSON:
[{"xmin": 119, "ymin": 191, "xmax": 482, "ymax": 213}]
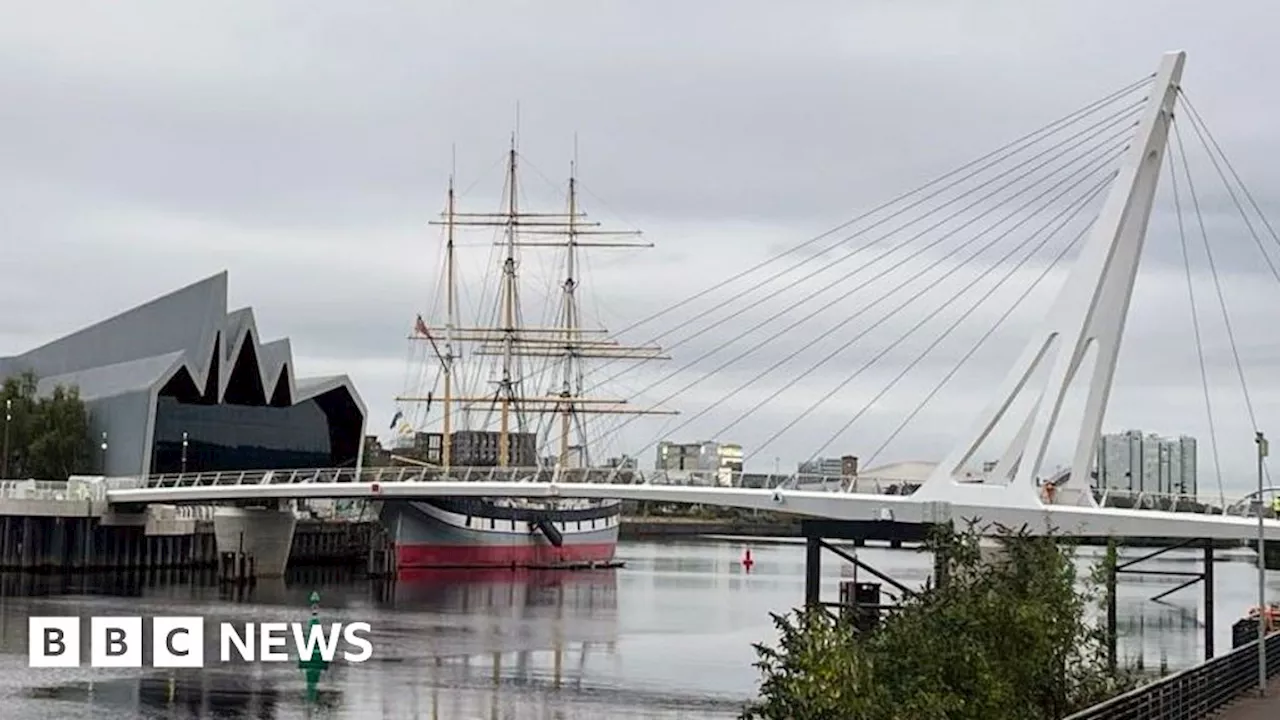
[
  {"xmin": 102, "ymin": 463, "xmax": 1280, "ymax": 543},
  {"xmin": 105, "ymin": 50, "xmax": 1280, "ymax": 544}
]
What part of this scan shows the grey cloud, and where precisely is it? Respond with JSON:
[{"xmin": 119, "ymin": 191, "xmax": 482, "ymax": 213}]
[{"xmin": 5, "ymin": 0, "xmax": 1280, "ymax": 487}]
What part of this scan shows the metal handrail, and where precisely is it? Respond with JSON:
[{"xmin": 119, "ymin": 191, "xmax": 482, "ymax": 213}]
[
  {"xmin": 1092, "ymin": 488, "xmax": 1258, "ymax": 517},
  {"xmin": 1063, "ymin": 632, "xmax": 1280, "ymax": 720},
  {"xmin": 10, "ymin": 469, "xmax": 1266, "ymax": 518},
  {"xmin": 125, "ymin": 467, "xmax": 925, "ymax": 494}
]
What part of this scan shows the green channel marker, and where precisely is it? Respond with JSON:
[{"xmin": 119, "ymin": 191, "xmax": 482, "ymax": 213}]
[{"xmin": 298, "ymin": 590, "xmax": 330, "ymax": 702}]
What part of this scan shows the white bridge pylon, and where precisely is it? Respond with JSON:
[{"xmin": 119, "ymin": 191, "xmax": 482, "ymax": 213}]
[{"xmin": 917, "ymin": 51, "xmax": 1186, "ymax": 509}]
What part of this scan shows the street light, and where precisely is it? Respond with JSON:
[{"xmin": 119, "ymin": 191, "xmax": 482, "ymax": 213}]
[
  {"xmin": 2, "ymin": 398, "xmax": 10, "ymax": 479},
  {"xmin": 181, "ymin": 431, "xmax": 189, "ymax": 474},
  {"xmin": 1256, "ymin": 430, "xmax": 1269, "ymax": 697},
  {"xmin": 100, "ymin": 431, "xmax": 108, "ymax": 476}
]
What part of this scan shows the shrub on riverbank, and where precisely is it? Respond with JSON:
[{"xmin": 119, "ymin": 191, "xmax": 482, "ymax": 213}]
[{"xmin": 741, "ymin": 524, "xmax": 1137, "ymax": 720}]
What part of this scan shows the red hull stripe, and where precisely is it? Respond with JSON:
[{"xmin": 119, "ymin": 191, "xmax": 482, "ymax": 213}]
[{"xmin": 396, "ymin": 542, "xmax": 616, "ymax": 569}]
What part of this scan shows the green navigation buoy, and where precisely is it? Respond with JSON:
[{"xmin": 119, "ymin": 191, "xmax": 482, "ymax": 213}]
[{"xmin": 298, "ymin": 590, "xmax": 330, "ymax": 702}]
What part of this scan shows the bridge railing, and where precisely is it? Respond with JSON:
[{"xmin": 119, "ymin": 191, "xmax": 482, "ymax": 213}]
[
  {"xmin": 129, "ymin": 466, "xmax": 924, "ymax": 493},
  {"xmin": 1092, "ymin": 488, "xmax": 1277, "ymax": 518},
  {"xmin": 111, "ymin": 468, "xmax": 1273, "ymax": 518},
  {"xmin": 1063, "ymin": 632, "xmax": 1280, "ymax": 720}
]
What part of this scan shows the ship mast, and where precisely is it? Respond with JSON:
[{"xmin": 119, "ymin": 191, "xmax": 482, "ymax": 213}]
[
  {"xmin": 441, "ymin": 172, "xmax": 456, "ymax": 469},
  {"xmin": 559, "ymin": 167, "xmax": 580, "ymax": 467},
  {"xmin": 498, "ymin": 135, "xmax": 521, "ymax": 466},
  {"xmin": 398, "ymin": 137, "xmax": 677, "ymax": 469}
]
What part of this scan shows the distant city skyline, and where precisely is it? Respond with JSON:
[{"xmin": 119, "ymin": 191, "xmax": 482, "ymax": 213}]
[
  {"xmin": 648, "ymin": 428, "xmax": 1253, "ymax": 499},
  {"xmin": 1097, "ymin": 429, "xmax": 1198, "ymax": 497}
]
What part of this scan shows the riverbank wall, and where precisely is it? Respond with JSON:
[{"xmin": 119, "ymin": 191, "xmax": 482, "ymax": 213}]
[
  {"xmin": 0, "ymin": 512, "xmax": 392, "ymax": 577},
  {"xmin": 618, "ymin": 516, "xmax": 801, "ymax": 539}
]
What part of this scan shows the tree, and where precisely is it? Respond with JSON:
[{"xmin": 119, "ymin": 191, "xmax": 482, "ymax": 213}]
[
  {"xmin": 742, "ymin": 524, "xmax": 1136, "ymax": 720},
  {"xmin": 1, "ymin": 371, "xmax": 39, "ymax": 478},
  {"xmin": 1, "ymin": 371, "xmax": 93, "ymax": 480},
  {"xmin": 27, "ymin": 385, "xmax": 92, "ymax": 479}
]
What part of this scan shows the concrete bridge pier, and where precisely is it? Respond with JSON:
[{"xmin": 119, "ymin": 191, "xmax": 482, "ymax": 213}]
[{"xmin": 213, "ymin": 504, "xmax": 297, "ymax": 578}]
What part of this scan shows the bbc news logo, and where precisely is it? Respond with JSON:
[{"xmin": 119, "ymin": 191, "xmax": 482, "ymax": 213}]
[{"xmin": 29, "ymin": 617, "xmax": 373, "ymax": 668}]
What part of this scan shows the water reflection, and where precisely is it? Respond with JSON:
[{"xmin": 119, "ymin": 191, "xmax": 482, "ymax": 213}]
[
  {"xmin": 390, "ymin": 567, "xmax": 618, "ymax": 615},
  {"xmin": 0, "ymin": 540, "xmax": 1275, "ymax": 718},
  {"xmin": 22, "ymin": 669, "xmax": 342, "ymax": 719},
  {"xmin": 0, "ymin": 562, "xmax": 718, "ymax": 719}
]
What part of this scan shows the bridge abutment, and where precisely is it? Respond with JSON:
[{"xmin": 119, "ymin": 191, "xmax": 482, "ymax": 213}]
[{"xmin": 213, "ymin": 505, "xmax": 297, "ymax": 578}]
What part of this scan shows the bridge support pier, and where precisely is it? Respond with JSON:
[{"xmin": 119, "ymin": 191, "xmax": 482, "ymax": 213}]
[
  {"xmin": 805, "ymin": 536, "xmax": 821, "ymax": 608},
  {"xmin": 213, "ymin": 505, "xmax": 297, "ymax": 578},
  {"xmin": 800, "ymin": 519, "xmax": 933, "ymax": 618},
  {"xmin": 1205, "ymin": 540, "xmax": 1216, "ymax": 660},
  {"xmin": 1107, "ymin": 537, "xmax": 1219, "ymax": 665}
]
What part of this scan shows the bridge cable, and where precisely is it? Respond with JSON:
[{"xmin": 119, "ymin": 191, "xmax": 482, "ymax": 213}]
[
  {"xmin": 600, "ymin": 75, "xmax": 1155, "ymax": 340},
  {"xmin": 611, "ymin": 142, "xmax": 1131, "ymax": 453},
  {"xmin": 574, "ymin": 90, "xmax": 1154, "ymax": 394},
  {"xmin": 1177, "ymin": 91, "xmax": 1280, "ymax": 284},
  {"xmin": 1173, "ymin": 100, "xmax": 1272, "ymax": 488},
  {"xmin": 1171, "ymin": 118, "xmax": 1264, "ymax": 438},
  {"xmin": 862, "ymin": 208, "xmax": 1098, "ymax": 468},
  {"xmin": 1166, "ymin": 120, "xmax": 1228, "ymax": 509},
  {"xmin": 773, "ymin": 171, "xmax": 1115, "ymax": 466},
  {"xmin": 702, "ymin": 158, "xmax": 1121, "ymax": 454},
  {"xmin": 606, "ymin": 120, "xmax": 1138, "ymax": 417},
  {"xmin": 584, "ymin": 101, "xmax": 1148, "ymax": 394},
  {"xmin": 605, "ymin": 132, "xmax": 1132, "ymax": 448}
]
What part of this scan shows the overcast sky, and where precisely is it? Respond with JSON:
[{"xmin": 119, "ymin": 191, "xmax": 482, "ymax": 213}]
[{"xmin": 3, "ymin": 1, "xmax": 1280, "ymax": 493}]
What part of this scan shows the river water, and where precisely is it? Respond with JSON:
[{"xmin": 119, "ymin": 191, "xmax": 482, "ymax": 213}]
[{"xmin": 0, "ymin": 537, "xmax": 1277, "ymax": 719}]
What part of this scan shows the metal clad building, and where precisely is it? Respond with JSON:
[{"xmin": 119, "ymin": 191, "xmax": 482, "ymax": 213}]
[{"xmin": 0, "ymin": 272, "xmax": 366, "ymax": 477}]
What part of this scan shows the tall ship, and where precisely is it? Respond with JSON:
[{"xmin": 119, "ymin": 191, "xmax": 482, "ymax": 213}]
[{"xmin": 381, "ymin": 137, "xmax": 671, "ymax": 570}]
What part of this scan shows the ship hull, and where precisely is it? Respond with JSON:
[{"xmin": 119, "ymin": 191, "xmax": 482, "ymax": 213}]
[{"xmin": 380, "ymin": 497, "xmax": 620, "ymax": 570}]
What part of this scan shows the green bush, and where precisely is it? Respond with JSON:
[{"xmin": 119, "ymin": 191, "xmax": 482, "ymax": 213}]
[{"xmin": 742, "ymin": 524, "xmax": 1136, "ymax": 720}]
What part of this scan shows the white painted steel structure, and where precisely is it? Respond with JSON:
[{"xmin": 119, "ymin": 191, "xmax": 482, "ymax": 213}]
[
  {"xmin": 101, "ymin": 465, "xmax": 1280, "ymax": 543},
  {"xmin": 918, "ymin": 51, "xmax": 1183, "ymax": 510},
  {"xmin": 100, "ymin": 51, "xmax": 1280, "ymax": 545}
]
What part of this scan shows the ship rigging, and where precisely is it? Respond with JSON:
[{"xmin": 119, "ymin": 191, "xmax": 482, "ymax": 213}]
[{"xmin": 395, "ymin": 135, "xmax": 675, "ymax": 470}]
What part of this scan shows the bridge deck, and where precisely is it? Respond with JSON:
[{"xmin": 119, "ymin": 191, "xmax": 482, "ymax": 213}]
[{"xmin": 1219, "ymin": 677, "xmax": 1280, "ymax": 719}]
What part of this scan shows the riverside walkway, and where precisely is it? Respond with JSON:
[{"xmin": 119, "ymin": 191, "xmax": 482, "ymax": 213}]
[
  {"xmin": 1219, "ymin": 677, "xmax": 1280, "ymax": 720},
  {"xmin": 1064, "ymin": 630, "xmax": 1280, "ymax": 719}
]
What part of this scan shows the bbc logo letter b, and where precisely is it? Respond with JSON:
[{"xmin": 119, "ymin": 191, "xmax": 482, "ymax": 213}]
[
  {"xmin": 91, "ymin": 617, "xmax": 142, "ymax": 668},
  {"xmin": 29, "ymin": 617, "xmax": 80, "ymax": 667}
]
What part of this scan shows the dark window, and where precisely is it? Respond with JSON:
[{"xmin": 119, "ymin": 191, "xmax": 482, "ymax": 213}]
[{"xmin": 151, "ymin": 394, "xmax": 349, "ymax": 473}]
